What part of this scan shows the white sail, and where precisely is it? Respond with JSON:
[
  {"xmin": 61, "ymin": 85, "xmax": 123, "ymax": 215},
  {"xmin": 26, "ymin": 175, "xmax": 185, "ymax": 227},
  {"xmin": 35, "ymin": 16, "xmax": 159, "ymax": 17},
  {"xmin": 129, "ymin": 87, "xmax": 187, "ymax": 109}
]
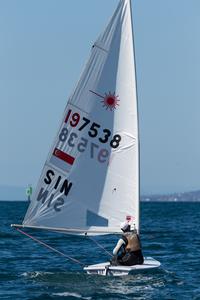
[{"xmin": 23, "ymin": 0, "xmax": 139, "ymax": 235}]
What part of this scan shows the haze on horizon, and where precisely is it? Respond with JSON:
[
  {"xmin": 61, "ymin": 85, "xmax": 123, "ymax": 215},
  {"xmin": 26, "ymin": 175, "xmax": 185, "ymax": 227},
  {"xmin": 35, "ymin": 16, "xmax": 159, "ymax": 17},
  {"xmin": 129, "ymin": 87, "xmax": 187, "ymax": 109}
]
[{"xmin": 0, "ymin": 0, "xmax": 200, "ymax": 195}]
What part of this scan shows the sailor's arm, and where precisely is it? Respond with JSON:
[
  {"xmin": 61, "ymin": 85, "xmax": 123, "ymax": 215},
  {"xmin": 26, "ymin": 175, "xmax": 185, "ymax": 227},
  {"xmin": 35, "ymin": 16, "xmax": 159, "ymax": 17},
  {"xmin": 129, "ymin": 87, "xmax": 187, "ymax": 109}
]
[{"xmin": 113, "ymin": 238, "xmax": 126, "ymax": 255}]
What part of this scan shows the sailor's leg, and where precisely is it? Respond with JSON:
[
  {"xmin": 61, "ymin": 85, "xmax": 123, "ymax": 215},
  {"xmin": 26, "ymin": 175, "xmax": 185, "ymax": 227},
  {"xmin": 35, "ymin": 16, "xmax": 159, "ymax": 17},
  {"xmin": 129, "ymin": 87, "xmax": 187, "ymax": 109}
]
[{"xmin": 120, "ymin": 251, "xmax": 144, "ymax": 266}]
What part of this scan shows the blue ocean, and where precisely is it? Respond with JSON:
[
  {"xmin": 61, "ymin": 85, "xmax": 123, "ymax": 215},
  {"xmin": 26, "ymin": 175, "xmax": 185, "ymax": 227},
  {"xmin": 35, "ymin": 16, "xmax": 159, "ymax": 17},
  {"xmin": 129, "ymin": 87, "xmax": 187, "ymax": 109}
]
[{"xmin": 0, "ymin": 201, "xmax": 199, "ymax": 300}]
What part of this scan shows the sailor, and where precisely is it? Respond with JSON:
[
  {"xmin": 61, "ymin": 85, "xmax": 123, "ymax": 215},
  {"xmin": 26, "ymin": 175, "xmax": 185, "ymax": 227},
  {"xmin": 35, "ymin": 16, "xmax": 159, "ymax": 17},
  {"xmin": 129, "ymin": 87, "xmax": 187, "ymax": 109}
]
[{"xmin": 111, "ymin": 221, "xmax": 144, "ymax": 266}]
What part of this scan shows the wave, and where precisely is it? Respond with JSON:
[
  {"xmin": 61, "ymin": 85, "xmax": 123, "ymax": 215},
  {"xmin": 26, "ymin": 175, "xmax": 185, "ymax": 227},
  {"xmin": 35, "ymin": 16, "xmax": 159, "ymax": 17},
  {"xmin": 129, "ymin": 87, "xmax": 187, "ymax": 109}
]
[
  {"xmin": 52, "ymin": 292, "xmax": 91, "ymax": 299},
  {"xmin": 21, "ymin": 271, "xmax": 54, "ymax": 279}
]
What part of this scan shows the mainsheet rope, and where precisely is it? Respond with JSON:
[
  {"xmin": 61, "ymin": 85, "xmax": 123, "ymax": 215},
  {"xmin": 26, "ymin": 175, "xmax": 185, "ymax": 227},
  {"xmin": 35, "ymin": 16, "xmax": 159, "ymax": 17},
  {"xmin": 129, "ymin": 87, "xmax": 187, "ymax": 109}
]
[
  {"xmin": 15, "ymin": 227, "xmax": 113, "ymax": 267},
  {"xmin": 15, "ymin": 227, "xmax": 85, "ymax": 267},
  {"xmin": 86, "ymin": 235, "xmax": 113, "ymax": 257}
]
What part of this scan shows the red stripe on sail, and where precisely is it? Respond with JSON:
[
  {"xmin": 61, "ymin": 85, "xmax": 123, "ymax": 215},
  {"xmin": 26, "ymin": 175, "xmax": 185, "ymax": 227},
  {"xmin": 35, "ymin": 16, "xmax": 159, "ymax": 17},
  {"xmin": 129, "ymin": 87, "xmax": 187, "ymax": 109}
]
[{"xmin": 53, "ymin": 148, "xmax": 75, "ymax": 165}]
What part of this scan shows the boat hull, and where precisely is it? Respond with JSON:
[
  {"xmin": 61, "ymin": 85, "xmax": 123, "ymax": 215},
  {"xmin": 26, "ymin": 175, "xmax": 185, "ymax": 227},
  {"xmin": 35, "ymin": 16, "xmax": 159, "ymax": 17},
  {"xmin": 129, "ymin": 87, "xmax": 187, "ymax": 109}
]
[{"xmin": 84, "ymin": 257, "xmax": 161, "ymax": 276}]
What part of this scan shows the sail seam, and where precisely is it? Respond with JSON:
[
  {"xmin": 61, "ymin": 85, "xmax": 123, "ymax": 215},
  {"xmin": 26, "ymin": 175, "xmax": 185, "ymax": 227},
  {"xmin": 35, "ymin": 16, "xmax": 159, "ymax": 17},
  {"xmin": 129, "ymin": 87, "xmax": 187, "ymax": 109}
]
[
  {"xmin": 93, "ymin": 43, "xmax": 108, "ymax": 53},
  {"xmin": 67, "ymin": 102, "xmax": 89, "ymax": 115},
  {"xmin": 46, "ymin": 162, "xmax": 68, "ymax": 176}
]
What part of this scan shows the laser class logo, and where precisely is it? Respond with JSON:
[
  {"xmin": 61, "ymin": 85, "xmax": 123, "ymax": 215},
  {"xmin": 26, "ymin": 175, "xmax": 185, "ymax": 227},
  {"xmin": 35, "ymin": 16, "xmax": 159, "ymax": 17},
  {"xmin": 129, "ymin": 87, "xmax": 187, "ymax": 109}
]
[{"xmin": 90, "ymin": 90, "xmax": 120, "ymax": 111}]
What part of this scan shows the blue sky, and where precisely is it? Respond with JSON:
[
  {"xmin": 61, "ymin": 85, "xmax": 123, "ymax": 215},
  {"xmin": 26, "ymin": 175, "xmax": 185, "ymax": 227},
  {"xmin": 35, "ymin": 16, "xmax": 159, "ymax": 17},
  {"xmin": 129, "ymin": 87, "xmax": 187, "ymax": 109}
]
[{"xmin": 0, "ymin": 0, "xmax": 200, "ymax": 194}]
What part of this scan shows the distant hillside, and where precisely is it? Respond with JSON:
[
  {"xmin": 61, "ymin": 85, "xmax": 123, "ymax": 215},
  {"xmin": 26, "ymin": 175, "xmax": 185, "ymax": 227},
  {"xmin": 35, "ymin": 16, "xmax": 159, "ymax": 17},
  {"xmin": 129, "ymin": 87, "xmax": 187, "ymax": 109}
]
[
  {"xmin": 0, "ymin": 186, "xmax": 26, "ymax": 201},
  {"xmin": 141, "ymin": 190, "xmax": 200, "ymax": 202}
]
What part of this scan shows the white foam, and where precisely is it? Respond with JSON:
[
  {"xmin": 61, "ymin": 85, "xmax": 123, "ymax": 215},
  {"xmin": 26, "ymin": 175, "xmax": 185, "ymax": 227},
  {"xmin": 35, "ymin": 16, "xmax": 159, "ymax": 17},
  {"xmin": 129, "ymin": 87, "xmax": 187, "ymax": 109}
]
[
  {"xmin": 53, "ymin": 292, "xmax": 91, "ymax": 299},
  {"xmin": 21, "ymin": 271, "xmax": 53, "ymax": 278}
]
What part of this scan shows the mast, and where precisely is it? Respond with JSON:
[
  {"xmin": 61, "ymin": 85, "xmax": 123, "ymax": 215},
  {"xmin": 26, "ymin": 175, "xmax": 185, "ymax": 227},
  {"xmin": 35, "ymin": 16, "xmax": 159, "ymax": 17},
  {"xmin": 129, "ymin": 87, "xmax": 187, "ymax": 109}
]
[{"xmin": 129, "ymin": 0, "xmax": 141, "ymax": 233}]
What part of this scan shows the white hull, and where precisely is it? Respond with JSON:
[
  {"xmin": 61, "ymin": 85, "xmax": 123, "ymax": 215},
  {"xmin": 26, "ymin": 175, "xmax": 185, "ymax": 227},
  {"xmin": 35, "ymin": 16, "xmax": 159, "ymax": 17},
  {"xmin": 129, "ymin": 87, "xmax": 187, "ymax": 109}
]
[{"xmin": 84, "ymin": 257, "xmax": 160, "ymax": 276}]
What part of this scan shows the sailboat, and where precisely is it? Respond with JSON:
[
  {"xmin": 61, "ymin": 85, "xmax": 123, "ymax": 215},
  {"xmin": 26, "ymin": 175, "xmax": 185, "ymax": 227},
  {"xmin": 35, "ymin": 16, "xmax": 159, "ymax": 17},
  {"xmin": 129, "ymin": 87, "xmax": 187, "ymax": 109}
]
[{"xmin": 12, "ymin": 0, "xmax": 160, "ymax": 276}]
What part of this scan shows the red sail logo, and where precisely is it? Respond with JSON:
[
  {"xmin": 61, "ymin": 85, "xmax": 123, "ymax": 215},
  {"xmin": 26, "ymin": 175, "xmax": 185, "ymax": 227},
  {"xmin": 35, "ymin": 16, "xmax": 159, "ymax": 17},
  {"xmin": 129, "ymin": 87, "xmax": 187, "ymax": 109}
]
[{"xmin": 90, "ymin": 90, "xmax": 120, "ymax": 111}]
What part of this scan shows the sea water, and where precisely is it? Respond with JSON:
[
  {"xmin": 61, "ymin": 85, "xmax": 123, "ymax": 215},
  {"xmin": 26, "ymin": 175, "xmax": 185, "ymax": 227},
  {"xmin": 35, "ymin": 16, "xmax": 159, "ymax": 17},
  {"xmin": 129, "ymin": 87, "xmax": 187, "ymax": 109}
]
[{"xmin": 0, "ymin": 201, "xmax": 199, "ymax": 300}]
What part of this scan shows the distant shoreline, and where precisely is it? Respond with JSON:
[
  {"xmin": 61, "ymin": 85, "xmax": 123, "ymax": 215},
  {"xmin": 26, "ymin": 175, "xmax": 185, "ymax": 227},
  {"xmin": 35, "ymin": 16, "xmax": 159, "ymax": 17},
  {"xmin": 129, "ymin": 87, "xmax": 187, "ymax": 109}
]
[
  {"xmin": 1, "ymin": 186, "xmax": 200, "ymax": 202},
  {"xmin": 1, "ymin": 199, "xmax": 200, "ymax": 203}
]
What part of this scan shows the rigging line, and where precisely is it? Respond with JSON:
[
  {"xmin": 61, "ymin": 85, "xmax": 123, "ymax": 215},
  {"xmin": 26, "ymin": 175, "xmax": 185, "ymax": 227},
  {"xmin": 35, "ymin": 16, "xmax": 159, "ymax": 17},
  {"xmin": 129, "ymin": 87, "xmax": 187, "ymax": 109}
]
[
  {"xmin": 86, "ymin": 235, "xmax": 113, "ymax": 258},
  {"xmin": 15, "ymin": 227, "xmax": 85, "ymax": 267}
]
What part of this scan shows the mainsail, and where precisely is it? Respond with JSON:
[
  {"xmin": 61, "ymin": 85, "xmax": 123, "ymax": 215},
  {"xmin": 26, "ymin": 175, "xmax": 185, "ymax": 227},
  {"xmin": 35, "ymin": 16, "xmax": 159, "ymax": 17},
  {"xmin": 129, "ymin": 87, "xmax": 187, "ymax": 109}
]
[{"xmin": 22, "ymin": 0, "xmax": 139, "ymax": 235}]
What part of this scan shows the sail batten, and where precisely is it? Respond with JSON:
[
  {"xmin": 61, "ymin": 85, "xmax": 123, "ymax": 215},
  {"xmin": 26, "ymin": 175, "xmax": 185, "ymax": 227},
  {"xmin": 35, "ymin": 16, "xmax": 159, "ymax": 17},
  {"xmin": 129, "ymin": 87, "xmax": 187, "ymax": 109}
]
[{"xmin": 22, "ymin": 0, "xmax": 139, "ymax": 235}]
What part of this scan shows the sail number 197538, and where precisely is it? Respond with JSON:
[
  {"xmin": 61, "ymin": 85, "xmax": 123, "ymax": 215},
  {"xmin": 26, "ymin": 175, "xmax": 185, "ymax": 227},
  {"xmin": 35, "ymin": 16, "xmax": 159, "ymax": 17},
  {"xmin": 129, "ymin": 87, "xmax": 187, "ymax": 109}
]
[{"xmin": 64, "ymin": 109, "xmax": 121, "ymax": 149}]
